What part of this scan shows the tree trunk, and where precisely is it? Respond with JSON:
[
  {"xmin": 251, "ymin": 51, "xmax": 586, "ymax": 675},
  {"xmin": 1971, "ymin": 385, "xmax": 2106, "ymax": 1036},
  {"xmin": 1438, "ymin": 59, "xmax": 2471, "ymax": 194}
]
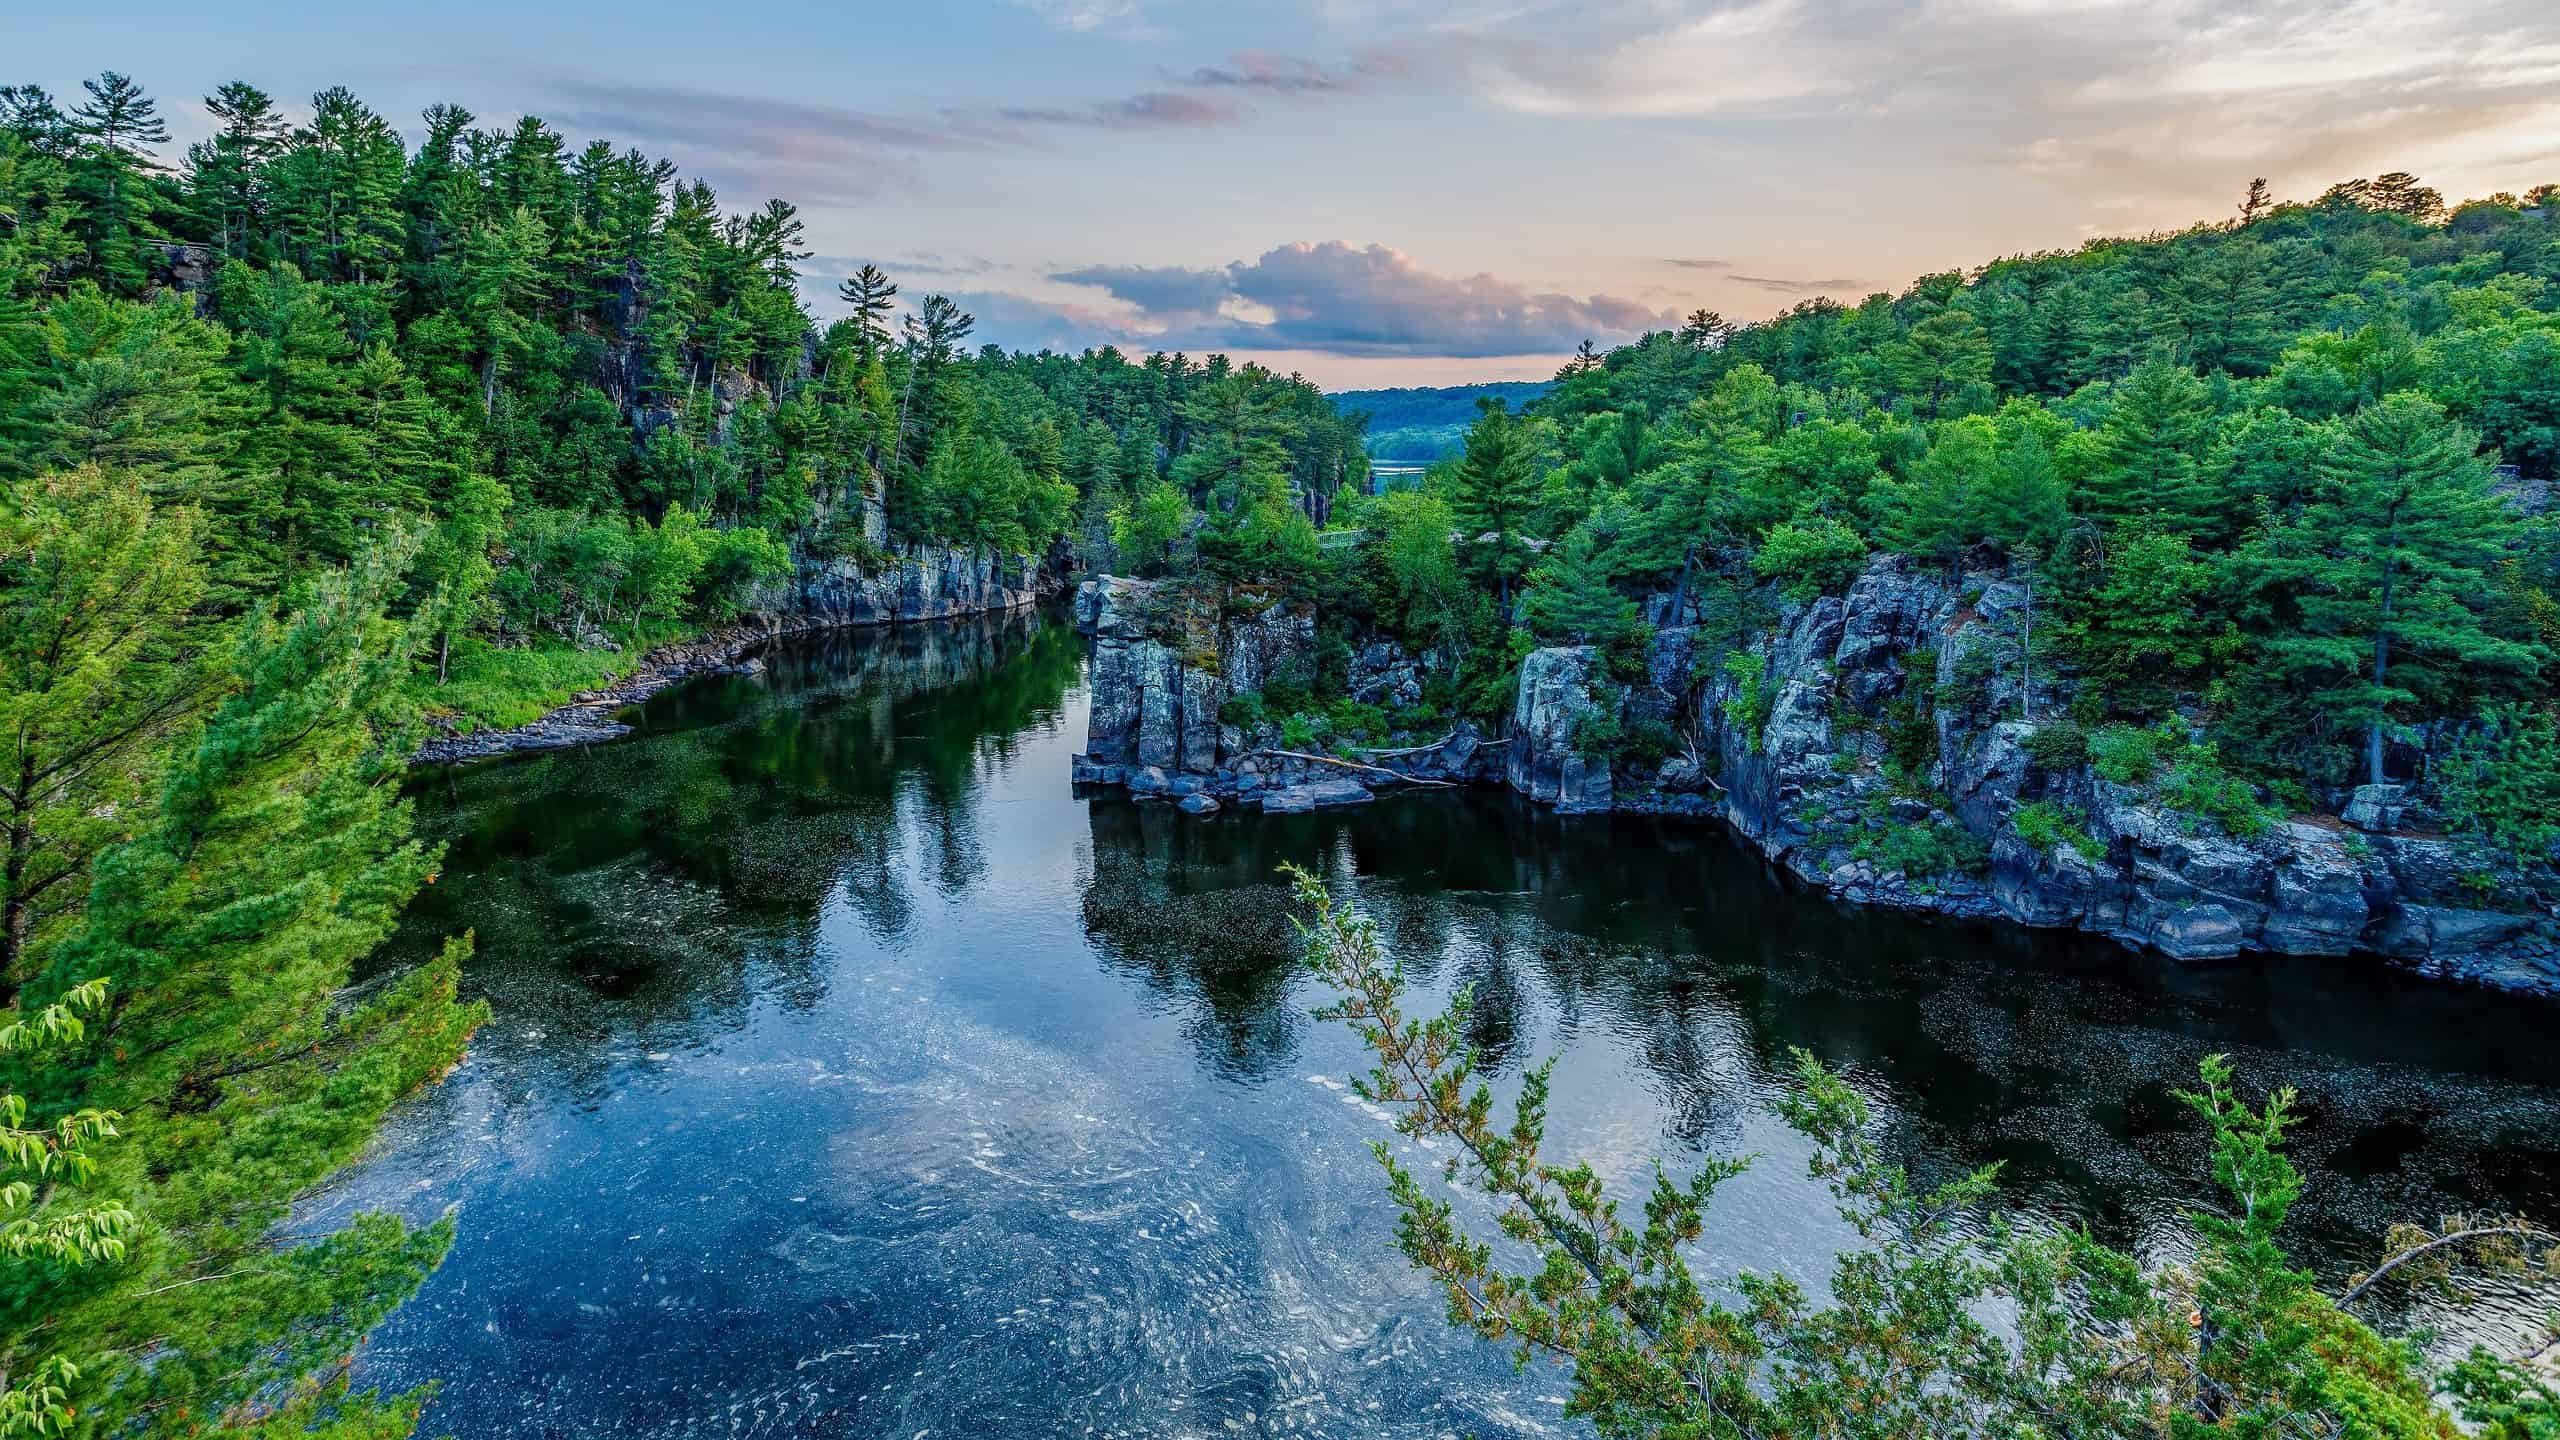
[
  {"xmin": 2019, "ymin": 568, "xmax": 2036, "ymax": 724},
  {"xmin": 2369, "ymin": 524, "xmax": 2401, "ymax": 788},
  {"xmin": 482, "ymin": 353, "xmax": 499, "ymax": 420},
  {"xmin": 1667, "ymin": 542, "xmax": 1699, "ymax": 629}
]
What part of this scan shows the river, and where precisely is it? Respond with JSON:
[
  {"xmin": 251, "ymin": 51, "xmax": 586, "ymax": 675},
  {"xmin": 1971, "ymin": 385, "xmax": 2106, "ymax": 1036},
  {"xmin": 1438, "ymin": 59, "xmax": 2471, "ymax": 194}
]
[{"xmin": 335, "ymin": 610, "xmax": 2560, "ymax": 1438}]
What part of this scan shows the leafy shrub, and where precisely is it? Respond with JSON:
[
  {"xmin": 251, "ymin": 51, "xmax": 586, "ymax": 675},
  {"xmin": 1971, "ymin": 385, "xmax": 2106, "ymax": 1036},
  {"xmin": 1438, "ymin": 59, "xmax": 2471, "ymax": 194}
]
[
  {"xmin": 1604, "ymin": 620, "xmax": 1656, "ymax": 683},
  {"xmin": 1571, "ymin": 710, "xmax": 1624, "ymax": 756},
  {"xmin": 2012, "ymin": 801, "xmax": 2107, "ymax": 863},
  {"xmin": 2436, "ymin": 704, "xmax": 2560, "ymax": 864},
  {"xmin": 2158, "ymin": 742, "xmax": 2270, "ymax": 839},
  {"xmin": 1279, "ymin": 711, "xmax": 1327, "ymax": 751},
  {"xmin": 1724, "ymin": 652, "xmax": 1772, "ymax": 754},
  {"xmin": 1219, "ymin": 691, "xmax": 1269, "ymax": 730},
  {"xmin": 1323, "ymin": 699, "xmax": 1391, "ymax": 745},
  {"xmin": 2091, "ymin": 724, "xmax": 2165, "ymax": 784},
  {"xmin": 2022, "ymin": 720, "xmax": 2089, "ymax": 771},
  {"xmin": 1934, "ymin": 644, "xmax": 1998, "ymax": 717},
  {"xmin": 1752, "ymin": 516, "xmax": 1869, "ymax": 602},
  {"xmin": 1853, "ymin": 815, "xmax": 1990, "ymax": 884}
]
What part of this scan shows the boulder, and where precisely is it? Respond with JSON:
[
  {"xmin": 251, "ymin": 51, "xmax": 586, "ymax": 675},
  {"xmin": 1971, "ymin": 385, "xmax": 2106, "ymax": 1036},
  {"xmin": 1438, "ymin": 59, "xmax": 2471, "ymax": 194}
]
[{"xmin": 1261, "ymin": 778, "xmax": 1375, "ymax": 814}]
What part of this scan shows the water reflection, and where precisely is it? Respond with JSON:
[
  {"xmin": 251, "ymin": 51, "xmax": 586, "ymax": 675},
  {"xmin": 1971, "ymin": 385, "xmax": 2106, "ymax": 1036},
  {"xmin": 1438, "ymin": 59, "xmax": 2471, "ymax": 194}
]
[{"xmin": 343, "ymin": 610, "xmax": 2560, "ymax": 1439}]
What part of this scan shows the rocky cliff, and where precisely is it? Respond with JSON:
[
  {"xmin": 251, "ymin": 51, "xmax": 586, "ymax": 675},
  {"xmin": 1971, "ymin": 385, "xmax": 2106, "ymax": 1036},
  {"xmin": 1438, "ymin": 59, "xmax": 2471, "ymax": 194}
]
[
  {"xmin": 1071, "ymin": 577, "xmax": 1498, "ymax": 815},
  {"xmin": 1501, "ymin": 556, "xmax": 2560, "ymax": 995},
  {"xmin": 1069, "ymin": 561, "xmax": 2558, "ymax": 994},
  {"xmin": 756, "ymin": 541, "xmax": 1046, "ymax": 628}
]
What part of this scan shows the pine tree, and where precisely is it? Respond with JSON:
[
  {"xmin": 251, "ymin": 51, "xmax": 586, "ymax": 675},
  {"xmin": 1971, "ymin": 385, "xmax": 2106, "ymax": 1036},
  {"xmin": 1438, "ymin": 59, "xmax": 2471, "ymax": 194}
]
[
  {"xmin": 185, "ymin": 82, "xmax": 289, "ymax": 259},
  {"xmin": 836, "ymin": 263, "xmax": 897, "ymax": 362},
  {"xmin": 1520, "ymin": 524, "xmax": 1637, "ymax": 646},
  {"xmin": 2248, "ymin": 396, "xmax": 2541, "ymax": 785},
  {"xmin": 64, "ymin": 73, "xmax": 169, "ymax": 292},
  {"xmin": 24, "ymin": 289, "xmax": 238, "ymax": 500},
  {"xmin": 2081, "ymin": 356, "xmax": 2217, "ymax": 534},
  {"xmin": 0, "ymin": 465, "xmax": 218, "ymax": 993},
  {"xmin": 40, "ymin": 533, "xmax": 485, "ymax": 1440},
  {"xmin": 1447, "ymin": 400, "xmax": 1541, "ymax": 618},
  {"xmin": 225, "ymin": 261, "xmax": 369, "ymax": 586}
]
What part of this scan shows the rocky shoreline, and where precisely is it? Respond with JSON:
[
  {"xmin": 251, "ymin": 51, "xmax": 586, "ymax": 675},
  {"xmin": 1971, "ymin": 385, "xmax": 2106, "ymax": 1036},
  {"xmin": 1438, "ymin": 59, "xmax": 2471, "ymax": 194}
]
[
  {"xmin": 1068, "ymin": 568, "xmax": 2560, "ymax": 998},
  {"xmin": 412, "ymin": 543, "xmax": 1048, "ymax": 765}
]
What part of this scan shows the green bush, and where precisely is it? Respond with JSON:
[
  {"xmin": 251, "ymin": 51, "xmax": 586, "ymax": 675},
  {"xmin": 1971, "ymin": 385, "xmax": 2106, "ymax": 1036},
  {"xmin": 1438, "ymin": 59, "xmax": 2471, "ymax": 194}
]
[
  {"xmin": 1219, "ymin": 691, "xmax": 1269, "ymax": 730},
  {"xmin": 1571, "ymin": 709, "xmax": 1624, "ymax": 755},
  {"xmin": 1724, "ymin": 652, "xmax": 1772, "ymax": 753},
  {"xmin": 1752, "ymin": 516, "xmax": 1870, "ymax": 602},
  {"xmin": 2091, "ymin": 724, "xmax": 2165, "ymax": 784},
  {"xmin": 2012, "ymin": 801, "xmax": 2107, "ymax": 863},
  {"xmin": 1853, "ymin": 814, "xmax": 1990, "ymax": 884},
  {"xmin": 2159, "ymin": 744, "xmax": 2270, "ymax": 839},
  {"xmin": 1323, "ymin": 699, "xmax": 1392, "ymax": 745},
  {"xmin": 1604, "ymin": 621, "xmax": 1656, "ymax": 683},
  {"xmin": 2436, "ymin": 704, "xmax": 2560, "ymax": 863},
  {"xmin": 2021, "ymin": 720, "xmax": 2090, "ymax": 771}
]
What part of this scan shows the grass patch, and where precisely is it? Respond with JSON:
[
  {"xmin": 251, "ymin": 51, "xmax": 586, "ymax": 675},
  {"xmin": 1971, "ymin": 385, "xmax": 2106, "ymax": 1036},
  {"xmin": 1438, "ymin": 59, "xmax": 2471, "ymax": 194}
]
[{"xmin": 408, "ymin": 627, "xmax": 687, "ymax": 735}]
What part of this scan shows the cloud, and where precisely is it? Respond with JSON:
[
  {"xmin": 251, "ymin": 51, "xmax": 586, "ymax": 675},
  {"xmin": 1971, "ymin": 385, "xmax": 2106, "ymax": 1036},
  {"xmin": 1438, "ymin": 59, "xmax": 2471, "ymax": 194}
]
[
  {"xmin": 1728, "ymin": 273, "xmax": 1860, "ymax": 294},
  {"xmin": 1178, "ymin": 49, "xmax": 1412, "ymax": 93},
  {"xmin": 1010, "ymin": 0, "xmax": 1172, "ymax": 37},
  {"xmin": 1428, "ymin": 0, "xmax": 2560, "ymax": 236},
  {"xmin": 1658, "ymin": 257, "xmax": 1732, "ymax": 271},
  {"xmin": 523, "ymin": 67, "xmax": 1248, "ymax": 206},
  {"xmin": 986, "ymin": 91, "xmax": 1241, "ymax": 129},
  {"xmin": 1044, "ymin": 241, "xmax": 1678, "ymax": 357}
]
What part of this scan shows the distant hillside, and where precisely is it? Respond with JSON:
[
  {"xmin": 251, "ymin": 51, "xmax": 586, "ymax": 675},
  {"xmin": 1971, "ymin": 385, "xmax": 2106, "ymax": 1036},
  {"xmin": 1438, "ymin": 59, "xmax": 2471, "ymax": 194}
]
[{"xmin": 1332, "ymin": 381, "xmax": 1555, "ymax": 461}]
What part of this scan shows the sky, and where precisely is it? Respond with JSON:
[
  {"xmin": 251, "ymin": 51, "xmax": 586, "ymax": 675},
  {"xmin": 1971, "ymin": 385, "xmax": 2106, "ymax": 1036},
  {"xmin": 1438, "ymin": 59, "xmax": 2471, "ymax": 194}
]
[{"xmin": 19, "ymin": 0, "xmax": 2560, "ymax": 387}]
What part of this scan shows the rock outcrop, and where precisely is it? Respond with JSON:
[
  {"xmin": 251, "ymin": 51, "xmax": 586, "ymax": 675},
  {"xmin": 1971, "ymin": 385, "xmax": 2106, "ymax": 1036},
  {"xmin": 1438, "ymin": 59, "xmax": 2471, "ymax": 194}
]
[
  {"xmin": 757, "ymin": 543, "xmax": 1043, "ymax": 627},
  {"xmin": 1497, "ymin": 555, "xmax": 2560, "ymax": 995},
  {"xmin": 1072, "ymin": 576, "xmax": 1501, "ymax": 811},
  {"xmin": 1066, "ymin": 559, "xmax": 2557, "ymax": 994}
]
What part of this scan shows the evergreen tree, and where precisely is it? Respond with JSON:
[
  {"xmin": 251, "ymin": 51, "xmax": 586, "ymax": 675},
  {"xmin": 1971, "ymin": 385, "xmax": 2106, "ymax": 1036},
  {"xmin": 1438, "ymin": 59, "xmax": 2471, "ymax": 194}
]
[
  {"xmin": 63, "ymin": 73, "xmax": 168, "ymax": 292},
  {"xmin": 2244, "ymin": 395, "xmax": 2541, "ymax": 784},
  {"xmin": 185, "ymin": 82, "xmax": 289, "ymax": 259},
  {"xmin": 2081, "ymin": 356, "xmax": 2217, "ymax": 534},
  {"xmin": 39, "ymin": 533, "xmax": 485, "ymax": 1440},
  {"xmin": 1520, "ymin": 523, "xmax": 1638, "ymax": 646},
  {"xmin": 0, "ymin": 465, "xmax": 218, "ymax": 991},
  {"xmin": 1446, "ymin": 400, "xmax": 1541, "ymax": 617}
]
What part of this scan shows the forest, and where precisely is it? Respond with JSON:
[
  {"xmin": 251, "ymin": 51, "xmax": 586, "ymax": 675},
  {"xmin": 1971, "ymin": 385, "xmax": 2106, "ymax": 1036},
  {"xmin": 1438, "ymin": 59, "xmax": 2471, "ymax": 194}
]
[
  {"xmin": 2, "ymin": 60, "xmax": 2559, "ymax": 1440},
  {"xmin": 1329, "ymin": 379, "xmax": 1553, "ymax": 461}
]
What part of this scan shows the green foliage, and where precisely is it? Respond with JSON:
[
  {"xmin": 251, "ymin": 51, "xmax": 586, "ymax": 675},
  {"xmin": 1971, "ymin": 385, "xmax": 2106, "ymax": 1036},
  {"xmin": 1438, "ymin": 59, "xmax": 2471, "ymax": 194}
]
[
  {"xmin": 1722, "ymin": 651, "xmax": 1772, "ymax": 753},
  {"xmin": 2013, "ymin": 800, "xmax": 2107, "ymax": 862},
  {"xmin": 2092, "ymin": 723, "xmax": 2167, "ymax": 784},
  {"xmin": 1522, "ymin": 523, "xmax": 1642, "ymax": 651},
  {"xmin": 1753, "ymin": 514, "xmax": 1869, "ymax": 601},
  {"xmin": 2158, "ymin": 740, "xmax": 2272, "ymax": 838},
  {"xmin": 1853, "ymin": 804, "xmax": 1991, "ymax": 881},
  {"xmin": 2433, "ymin": 705, "xmax": 2560, "ymax": 863},
  {"xmin": 2023, "ymin": 718, "xmax": 2091, "ymax": 771},
  {"xmin": 1293, "ymin": 869, "xmax": 2534, "ymax": 1440}
]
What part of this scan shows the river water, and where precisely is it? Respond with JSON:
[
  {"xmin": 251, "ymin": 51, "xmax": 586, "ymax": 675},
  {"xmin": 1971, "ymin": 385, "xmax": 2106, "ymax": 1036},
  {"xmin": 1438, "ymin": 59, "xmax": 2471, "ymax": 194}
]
[{"xmin": 337, "ymin": 611, "xmax": 2560, "ymax": 1439}]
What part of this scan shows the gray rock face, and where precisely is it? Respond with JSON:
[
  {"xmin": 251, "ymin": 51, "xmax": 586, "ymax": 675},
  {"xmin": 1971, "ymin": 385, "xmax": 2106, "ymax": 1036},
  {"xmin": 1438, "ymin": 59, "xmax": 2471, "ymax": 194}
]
[
  {"xmin": 1075, "ymin": 576, "xmax": 1502, "ymax": 811},
  {"xmin": 1505, "ymin": 646, "xmax": 1614, "ymax": 814},
  {"xmin": 1495, "ymin": 553, "xmax": 2560, "ymax": 996},
  {"xmin": 1080, "ymin": 577, "xmax": 1238, "ymax": 777},
  {"xmin": 769, "ymin": 543, "xmax": 1041, "ymax": 627}
]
